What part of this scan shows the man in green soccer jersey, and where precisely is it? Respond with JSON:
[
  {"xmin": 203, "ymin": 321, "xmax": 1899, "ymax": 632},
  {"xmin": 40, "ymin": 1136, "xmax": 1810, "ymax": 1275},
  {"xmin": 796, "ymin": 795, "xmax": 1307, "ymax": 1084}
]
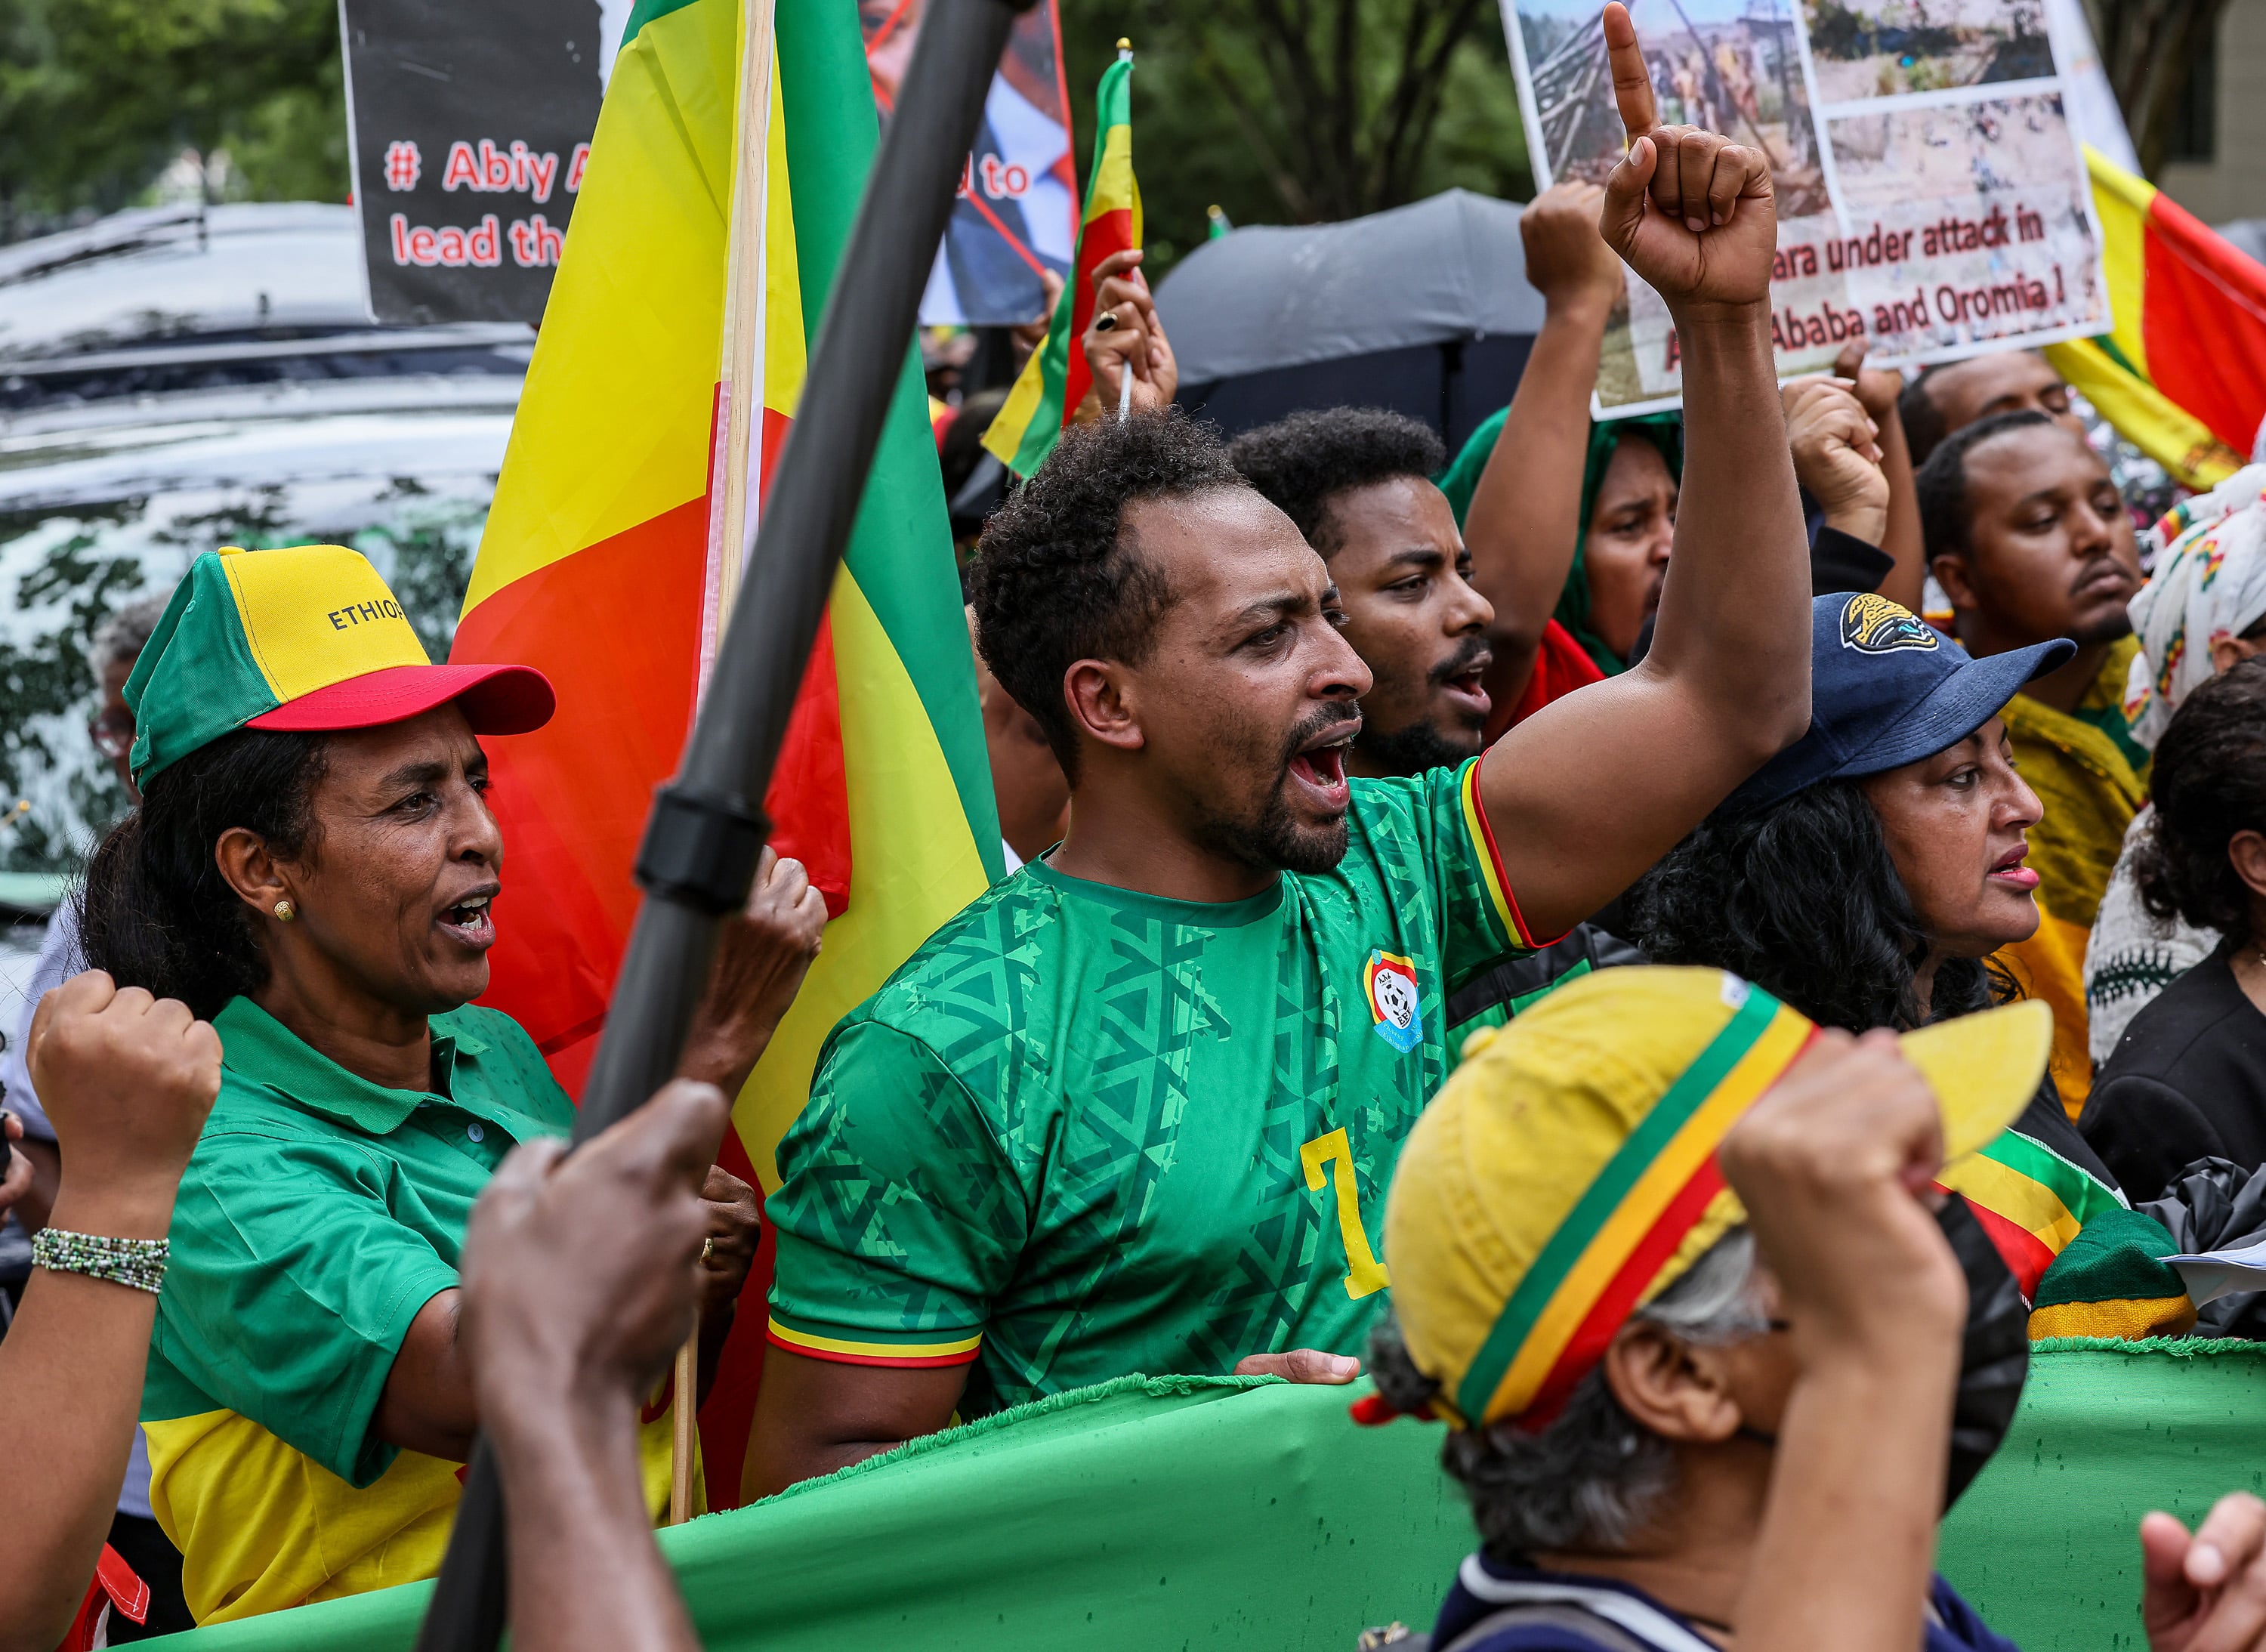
[
  {"xmin": 749, "ymin": 7, "xmax": 1814, "ymax": 1496},
  {"xmin": 1227, "ymin": 412, "xmax": 1645, "ymax": 1048}
]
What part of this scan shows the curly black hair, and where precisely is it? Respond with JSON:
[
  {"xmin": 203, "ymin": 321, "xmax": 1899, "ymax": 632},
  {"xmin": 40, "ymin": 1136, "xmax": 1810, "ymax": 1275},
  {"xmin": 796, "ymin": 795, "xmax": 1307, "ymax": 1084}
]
[
  {"xmin": 1626, "ymin": 777, "xmax": 2002, "ymax": 1031},
  {"xmin": 79, "ymin": 729, "xmax": 329, "ymax": 1022},
  {"xmin": 966, "ymin": 409, "xmax": 1249, "ymax": 777},
  {"xmin": 2134, "ymin": 656, "xmax": 2266, "ymax": 943},
  {"xmin": 1224, "ymin": 407, "xmax": 1446, "ymax": 558},
  {"xmin": 1916, "ymin": 409, "xmax": 2055, "ymax": 564}
]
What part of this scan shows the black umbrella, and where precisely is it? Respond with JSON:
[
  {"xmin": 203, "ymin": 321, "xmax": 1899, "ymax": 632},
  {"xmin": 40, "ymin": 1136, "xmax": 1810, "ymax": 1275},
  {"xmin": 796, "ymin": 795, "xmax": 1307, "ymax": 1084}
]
[{"xmin": 1156, "ymin": 188, "xmax": 1546, "ymax": 451}]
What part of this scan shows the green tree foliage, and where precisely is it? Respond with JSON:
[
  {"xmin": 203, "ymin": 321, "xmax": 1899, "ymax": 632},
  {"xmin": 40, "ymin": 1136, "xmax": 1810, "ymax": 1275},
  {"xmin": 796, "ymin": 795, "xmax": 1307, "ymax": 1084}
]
[
  {"xmin": 1057, "ymin": 0, "xmax": 1531, "ymax": 270},
  {"xmin": 0, "ymin": 0, "xmax": 347, "ymax": 241}
]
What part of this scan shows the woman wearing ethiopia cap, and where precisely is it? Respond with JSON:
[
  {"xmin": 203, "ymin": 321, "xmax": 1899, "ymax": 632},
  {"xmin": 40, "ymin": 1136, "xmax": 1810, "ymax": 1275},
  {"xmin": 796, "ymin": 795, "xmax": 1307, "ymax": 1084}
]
[{"xmin": 73, "ymin": 545, "xmax": 826, "ymax": 1626}]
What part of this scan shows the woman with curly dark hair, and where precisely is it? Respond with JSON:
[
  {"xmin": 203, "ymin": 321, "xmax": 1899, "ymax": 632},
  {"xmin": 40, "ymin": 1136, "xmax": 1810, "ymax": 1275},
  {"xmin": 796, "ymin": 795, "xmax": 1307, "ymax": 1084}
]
[
  {"xmin": 2082, "ymin": 659, "xmax": 2266, "ymax": 1199},
  {"xmin": 1624, "ymin": 593, "xmax": 2126, "ymax": 1255}
]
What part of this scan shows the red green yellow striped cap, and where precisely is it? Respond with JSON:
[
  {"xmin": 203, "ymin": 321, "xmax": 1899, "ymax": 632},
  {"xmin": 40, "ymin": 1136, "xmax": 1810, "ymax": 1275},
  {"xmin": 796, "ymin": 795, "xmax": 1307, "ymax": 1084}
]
[
  {"xmin": 1382, "ymin": 967, "xmax": 2051, "ymax": 1432},
  {"xmin": 125, "ymin": 546, "xmax": 553, "ymax": 786}
]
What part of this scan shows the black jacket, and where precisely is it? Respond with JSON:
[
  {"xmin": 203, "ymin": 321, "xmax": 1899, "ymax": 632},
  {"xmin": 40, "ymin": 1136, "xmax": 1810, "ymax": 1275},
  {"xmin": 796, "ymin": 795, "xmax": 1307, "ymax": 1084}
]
[{"xmin": 2082, "ymin": 945, "xmax": 2266, "ymax": 1202}]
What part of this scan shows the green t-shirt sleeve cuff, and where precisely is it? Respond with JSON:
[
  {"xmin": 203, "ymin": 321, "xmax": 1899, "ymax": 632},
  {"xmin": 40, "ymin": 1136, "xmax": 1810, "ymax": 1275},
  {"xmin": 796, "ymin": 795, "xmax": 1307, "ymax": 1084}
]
[
  {"xmin": 764, "ymin": 1299, "xmax": 985, "ymax": 1368},
  {"xmin": 1448, "ymin": 756, "xmax": 1547, "ymax": 957},
  {"xmin": 338, "ymin": 1266, "xmax": 462, "ymax": 1488}
]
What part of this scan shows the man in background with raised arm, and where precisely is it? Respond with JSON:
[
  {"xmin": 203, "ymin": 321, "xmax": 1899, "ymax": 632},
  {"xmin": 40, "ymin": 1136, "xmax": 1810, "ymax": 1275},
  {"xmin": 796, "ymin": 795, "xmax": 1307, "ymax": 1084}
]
[{"xmin": 746, "ymin": 2, "xmax": 1815, "ymax": 1497}]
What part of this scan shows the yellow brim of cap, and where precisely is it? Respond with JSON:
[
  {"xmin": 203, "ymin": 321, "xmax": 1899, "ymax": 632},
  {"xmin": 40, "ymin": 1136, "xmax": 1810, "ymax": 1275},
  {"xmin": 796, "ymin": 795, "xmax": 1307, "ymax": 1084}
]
[{"xmin": 1896, "ymin": 997, "xmax": 2054, "ymax": 1162}]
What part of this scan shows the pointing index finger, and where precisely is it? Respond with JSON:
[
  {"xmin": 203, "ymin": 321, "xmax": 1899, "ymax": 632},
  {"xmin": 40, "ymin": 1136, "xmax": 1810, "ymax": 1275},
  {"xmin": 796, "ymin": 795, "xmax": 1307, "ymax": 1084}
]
[{"xmin": 1603, "ymin": 3, "xmax": 1658, "ymax": 143}]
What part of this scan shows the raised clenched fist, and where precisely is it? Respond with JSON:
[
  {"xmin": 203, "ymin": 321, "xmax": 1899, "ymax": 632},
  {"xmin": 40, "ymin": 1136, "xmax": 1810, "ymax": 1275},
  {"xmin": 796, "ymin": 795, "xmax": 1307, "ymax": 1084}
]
[
  {"xmin": 1519, "ymin": 180, "xmax": 1624, "ymax": 313},
  {"xmin": 27, "ymin": 970, "xmax": 220, "ymax": 1203},
  {"xmin": 1594, "ymin": 2, "xmax": 1777, "ymax": 317},
  {"xmin": 1783, "ymin": 376, "xmax": 1889, "ymax": 544}
]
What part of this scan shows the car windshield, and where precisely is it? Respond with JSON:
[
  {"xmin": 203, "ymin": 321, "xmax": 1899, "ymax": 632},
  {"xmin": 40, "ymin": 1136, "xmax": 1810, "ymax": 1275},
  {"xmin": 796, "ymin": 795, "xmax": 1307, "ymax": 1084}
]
[{"xmin": 0, "ymin": 374, "xmax": 513, "ymax": 872}]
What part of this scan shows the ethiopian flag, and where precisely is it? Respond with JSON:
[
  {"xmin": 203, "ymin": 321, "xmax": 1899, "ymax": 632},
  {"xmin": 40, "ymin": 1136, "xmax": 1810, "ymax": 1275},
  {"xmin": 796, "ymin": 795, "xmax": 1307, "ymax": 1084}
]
[
  {"xmin": 1940, "ymin": 1127, "xmax": 2126, "ymax": 1303},
  {"xmin": 449, "ymin": 0, "xmax": 1001, "ymax": 1502},
  {"xmin": 2045, "ymin": 147, "xmax": 2262, "ymax": 489},
  {"xmin": 981, "ymin": 48, "xmax": 1138, "ymax": 475}
]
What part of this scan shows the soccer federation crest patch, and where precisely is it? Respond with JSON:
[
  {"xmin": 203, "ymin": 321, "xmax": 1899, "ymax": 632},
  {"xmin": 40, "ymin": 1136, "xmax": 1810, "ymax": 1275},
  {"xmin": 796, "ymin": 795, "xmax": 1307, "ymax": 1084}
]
[{"xmin": 1365, "ymin": 950, "xmax": 1423, "ymax": 1053}]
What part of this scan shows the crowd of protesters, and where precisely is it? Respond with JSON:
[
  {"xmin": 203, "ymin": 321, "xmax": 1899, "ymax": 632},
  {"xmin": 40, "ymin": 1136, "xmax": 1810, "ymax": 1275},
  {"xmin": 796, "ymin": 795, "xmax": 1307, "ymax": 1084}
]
[{"xmin": 20, "ymin": 7, "xmax": 2266, "ymax": 1650}]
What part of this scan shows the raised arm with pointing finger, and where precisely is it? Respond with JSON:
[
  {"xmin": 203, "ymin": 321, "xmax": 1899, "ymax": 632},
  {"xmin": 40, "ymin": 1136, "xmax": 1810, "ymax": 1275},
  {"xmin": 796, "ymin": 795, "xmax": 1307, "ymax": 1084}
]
[{"xmin": 1471, "ymin": 1, "xmax": 1811, "ymax": 940}]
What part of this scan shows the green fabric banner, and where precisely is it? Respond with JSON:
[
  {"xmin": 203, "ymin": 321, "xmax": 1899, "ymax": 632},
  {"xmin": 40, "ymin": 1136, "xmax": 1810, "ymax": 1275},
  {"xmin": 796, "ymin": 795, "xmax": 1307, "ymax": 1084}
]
[
  {"xmin": 1940, "ymin": 1338, "xmax": 2266, "ymax": 1647},
  {"xmin": 153, "ymin": 1344, "xmax": 2266, "ymax": 1650}
]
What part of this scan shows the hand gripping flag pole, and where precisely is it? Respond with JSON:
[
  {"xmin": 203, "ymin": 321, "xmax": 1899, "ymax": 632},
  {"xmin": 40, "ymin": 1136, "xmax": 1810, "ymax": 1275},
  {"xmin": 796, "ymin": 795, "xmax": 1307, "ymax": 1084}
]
[{"xmin": 412, "ymin": 0, "xmax": 1033, "ymax": 1644}]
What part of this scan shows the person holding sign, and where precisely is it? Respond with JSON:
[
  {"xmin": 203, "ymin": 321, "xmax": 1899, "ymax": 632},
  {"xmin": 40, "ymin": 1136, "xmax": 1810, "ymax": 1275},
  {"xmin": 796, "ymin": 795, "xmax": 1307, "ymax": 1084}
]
[{"xmin": 748, "ymin": 0, "xmax": 1814, "ymax": 1496}]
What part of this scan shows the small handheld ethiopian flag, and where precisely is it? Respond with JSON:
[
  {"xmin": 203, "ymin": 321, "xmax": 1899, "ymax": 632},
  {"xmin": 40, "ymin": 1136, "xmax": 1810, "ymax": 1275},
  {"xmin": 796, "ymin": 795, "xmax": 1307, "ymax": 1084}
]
[{"xmin": 982, "ymin": 41, "xmax": 1140, "ymax": 477}]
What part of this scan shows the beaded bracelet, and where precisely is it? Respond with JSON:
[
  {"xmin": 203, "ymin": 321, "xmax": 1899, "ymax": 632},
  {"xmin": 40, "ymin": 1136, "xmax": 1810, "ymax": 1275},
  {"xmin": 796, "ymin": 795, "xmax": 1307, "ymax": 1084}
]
[{"xmin": 32, "ymin": 1228, "xmax": 168, "ymax": 1295}]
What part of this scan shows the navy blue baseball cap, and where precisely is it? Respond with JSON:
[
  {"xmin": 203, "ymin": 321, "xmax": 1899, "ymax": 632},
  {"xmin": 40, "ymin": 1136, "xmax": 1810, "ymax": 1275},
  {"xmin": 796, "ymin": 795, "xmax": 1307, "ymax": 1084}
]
[{"xmin": 1718, "ymin": 593, "xmax": 2075, "ymax": 817}]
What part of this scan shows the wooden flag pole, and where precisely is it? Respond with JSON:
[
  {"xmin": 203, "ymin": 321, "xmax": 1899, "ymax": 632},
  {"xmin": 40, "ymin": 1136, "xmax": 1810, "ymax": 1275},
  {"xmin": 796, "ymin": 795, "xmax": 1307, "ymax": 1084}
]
[
  {"xmin": 668, "ymin": 1326, "xmax": 698, "ymax": 1524},
  {"xmin": 699, "ymin": 0, "xmax": 780, "ymax": 686},
  {"xmin": 676, "ymin": 0, "xmax": 774, "ymax": 1536}
]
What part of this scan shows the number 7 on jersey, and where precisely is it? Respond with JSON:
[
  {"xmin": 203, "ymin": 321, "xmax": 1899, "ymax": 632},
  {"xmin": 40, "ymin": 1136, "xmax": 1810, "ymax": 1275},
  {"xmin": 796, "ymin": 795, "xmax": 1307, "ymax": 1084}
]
[{"xmin": 1301, "ymin": 1127, "xmax": 1391, "ymax": 1300}]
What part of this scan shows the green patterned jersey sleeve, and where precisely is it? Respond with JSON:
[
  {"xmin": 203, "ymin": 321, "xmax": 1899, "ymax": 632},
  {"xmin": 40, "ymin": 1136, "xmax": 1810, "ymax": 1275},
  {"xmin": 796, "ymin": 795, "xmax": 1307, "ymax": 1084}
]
[{"xmin": 764, "ymin": 1019, "xmax": 1026, "ymax": 1368}]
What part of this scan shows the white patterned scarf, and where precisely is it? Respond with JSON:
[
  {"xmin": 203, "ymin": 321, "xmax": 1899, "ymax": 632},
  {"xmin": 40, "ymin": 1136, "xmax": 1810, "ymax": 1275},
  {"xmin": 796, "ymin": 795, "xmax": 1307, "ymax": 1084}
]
[{"xmin": 2124, "ymin": 463, "xmax": 2266, "ymax": 749}]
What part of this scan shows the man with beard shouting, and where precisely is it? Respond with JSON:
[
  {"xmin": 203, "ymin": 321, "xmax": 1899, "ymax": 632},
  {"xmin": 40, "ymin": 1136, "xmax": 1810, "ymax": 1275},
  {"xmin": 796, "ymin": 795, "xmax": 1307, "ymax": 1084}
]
[{"xmin": 747, "ymin": 2, "xmax": 1814, "ymax": 1497}]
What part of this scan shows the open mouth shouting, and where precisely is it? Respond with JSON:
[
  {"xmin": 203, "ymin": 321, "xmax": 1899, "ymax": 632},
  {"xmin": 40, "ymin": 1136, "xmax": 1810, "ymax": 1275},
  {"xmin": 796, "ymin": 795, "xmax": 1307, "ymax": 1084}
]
[
  {"xmin": 1286, "ymin": 716, "xmax": 1360, "ymax": 814},
  {"xmin": 1434, "ymin": 641, "xmax": 1495, "ymax": 723},
  {"xmin": 437, "ymin": 885, "xmax": 500, "ymax": 950},
  {"xmin": 1986, "ymin": 842, "xmax": 2038, "ymax": 893}
]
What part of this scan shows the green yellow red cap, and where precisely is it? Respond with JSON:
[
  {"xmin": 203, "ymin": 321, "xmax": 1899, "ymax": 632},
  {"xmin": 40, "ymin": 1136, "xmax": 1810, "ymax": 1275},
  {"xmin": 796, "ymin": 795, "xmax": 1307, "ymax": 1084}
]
[
  {"xmin": 125, "ymin": 545, "xmax": 553, "ymax": 786},
  {"xmin": 1382, "ymin": 967, "xmax": 2050, "ymax": 1431}
]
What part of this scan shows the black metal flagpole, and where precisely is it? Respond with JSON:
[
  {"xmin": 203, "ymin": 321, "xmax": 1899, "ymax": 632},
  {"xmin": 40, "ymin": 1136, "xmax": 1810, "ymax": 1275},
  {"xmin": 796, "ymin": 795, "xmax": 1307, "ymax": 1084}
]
[{"xmin": 412, "ymin": 0, "xmax": 1030, "ymax": 1643}]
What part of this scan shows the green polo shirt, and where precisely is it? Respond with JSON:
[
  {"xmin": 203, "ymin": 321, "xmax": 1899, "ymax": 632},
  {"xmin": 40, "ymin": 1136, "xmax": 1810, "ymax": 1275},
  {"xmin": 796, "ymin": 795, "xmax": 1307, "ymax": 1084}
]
[{"xmin": 140, "ymin": 997, "xmax": 691, "ymax": 1625}]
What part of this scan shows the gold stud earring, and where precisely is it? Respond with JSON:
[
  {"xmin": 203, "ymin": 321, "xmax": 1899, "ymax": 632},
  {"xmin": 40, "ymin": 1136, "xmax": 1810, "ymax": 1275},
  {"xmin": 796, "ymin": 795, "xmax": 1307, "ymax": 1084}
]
[{"xmin": 273, "ymin": 900, "xmax": 296, "ymax": 922}]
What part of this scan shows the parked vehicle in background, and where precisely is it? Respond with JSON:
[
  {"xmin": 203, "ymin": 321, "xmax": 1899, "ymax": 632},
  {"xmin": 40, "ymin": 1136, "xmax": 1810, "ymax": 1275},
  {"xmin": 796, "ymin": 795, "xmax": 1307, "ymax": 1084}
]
[{"xmin": 0, "ymin": 200, "xmax": 527, "ymax": 872}]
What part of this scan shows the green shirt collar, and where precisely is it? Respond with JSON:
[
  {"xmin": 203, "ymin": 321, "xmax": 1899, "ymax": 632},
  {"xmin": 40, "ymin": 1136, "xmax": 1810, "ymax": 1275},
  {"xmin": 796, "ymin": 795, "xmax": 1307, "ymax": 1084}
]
[
  {"xmin": 1025, "ymin": 854, "xmax": 1287, "ymax": 928},
  {"xmin": 211, "ymin": 996, "xmax": 494, "ymax": 1137}
]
